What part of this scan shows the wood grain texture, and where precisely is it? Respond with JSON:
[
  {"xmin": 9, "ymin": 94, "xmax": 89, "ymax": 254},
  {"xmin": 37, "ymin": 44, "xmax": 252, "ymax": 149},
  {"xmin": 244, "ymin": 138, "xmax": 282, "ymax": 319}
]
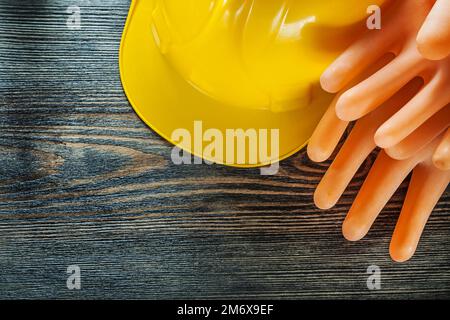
[{"xmin": 0, "ymin": 0, "xmax": 449, "ymax": 299}]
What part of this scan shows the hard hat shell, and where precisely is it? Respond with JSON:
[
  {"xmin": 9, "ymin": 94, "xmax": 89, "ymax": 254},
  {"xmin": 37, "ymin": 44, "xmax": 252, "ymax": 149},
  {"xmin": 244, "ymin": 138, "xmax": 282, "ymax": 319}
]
[{"xmin": 120, "ymin": 0, "xmax": 384, "ymax": 167}]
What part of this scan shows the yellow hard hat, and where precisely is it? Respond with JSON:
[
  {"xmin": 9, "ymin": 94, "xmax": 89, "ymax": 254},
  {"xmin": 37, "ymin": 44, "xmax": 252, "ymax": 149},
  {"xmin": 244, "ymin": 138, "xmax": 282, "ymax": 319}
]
[{"xmin": 120, "ymin": 0, "xmax": 384, "ymax": 167}]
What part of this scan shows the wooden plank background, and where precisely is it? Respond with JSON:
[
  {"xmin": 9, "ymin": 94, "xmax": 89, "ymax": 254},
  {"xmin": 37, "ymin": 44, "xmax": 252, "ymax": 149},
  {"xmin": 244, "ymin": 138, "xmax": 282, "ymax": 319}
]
[{"xmin": 0, "ymin": 0, "xmax": 448, "ymax": 299}]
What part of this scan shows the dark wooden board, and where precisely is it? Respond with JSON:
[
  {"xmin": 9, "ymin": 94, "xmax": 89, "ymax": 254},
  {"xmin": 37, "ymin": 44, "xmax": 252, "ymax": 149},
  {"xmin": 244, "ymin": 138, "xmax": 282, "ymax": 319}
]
[{"xmin": 0, "ymin": 0, "xmax": 448, "ymax": 299}]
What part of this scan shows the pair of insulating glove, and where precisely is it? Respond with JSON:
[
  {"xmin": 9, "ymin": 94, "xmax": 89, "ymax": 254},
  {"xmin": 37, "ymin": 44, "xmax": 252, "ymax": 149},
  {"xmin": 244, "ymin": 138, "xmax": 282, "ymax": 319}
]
[{"xmin": 308, "ymin": 0, "xmax": 450, "ymax": 262}]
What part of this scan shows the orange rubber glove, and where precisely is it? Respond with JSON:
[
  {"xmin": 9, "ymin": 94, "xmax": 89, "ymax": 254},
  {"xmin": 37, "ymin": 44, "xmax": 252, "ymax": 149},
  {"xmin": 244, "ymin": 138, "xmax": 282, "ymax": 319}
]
[
  {"xmin": 319, "ymin": 0, "xmax": 450, "ymax": 167},
  {"xmin": 308, "ymin": 78, "xmax": 449, "ymax": 262},
  {"xmin": 417, "ymin": 0, "xmax": 450, "ymax": 60},
  {"xmin": 433, "ymin": 128, "xmax": 450, "ymax": 170}
]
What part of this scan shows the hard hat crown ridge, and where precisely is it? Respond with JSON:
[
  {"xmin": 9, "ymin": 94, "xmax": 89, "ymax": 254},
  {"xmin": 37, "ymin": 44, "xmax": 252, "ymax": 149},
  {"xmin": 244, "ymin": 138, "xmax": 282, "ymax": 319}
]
[{"xmin": 150, "ymin": 0, "xmax": 380, "ymax": 112}]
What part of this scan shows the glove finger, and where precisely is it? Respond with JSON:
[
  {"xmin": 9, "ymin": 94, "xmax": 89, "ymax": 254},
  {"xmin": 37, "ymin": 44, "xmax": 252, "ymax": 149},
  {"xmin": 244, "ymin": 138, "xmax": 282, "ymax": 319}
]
[
  {"xmin": 386, "ymin": 106, "xmax": 450, "ymax": 160},
  {"xmin": 390, "ymin": 138, "xmax": 450, "ymax": 262},
  {"xmin": 433, "ymin": 128, "xmax": 450, "ymax": 171}
]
